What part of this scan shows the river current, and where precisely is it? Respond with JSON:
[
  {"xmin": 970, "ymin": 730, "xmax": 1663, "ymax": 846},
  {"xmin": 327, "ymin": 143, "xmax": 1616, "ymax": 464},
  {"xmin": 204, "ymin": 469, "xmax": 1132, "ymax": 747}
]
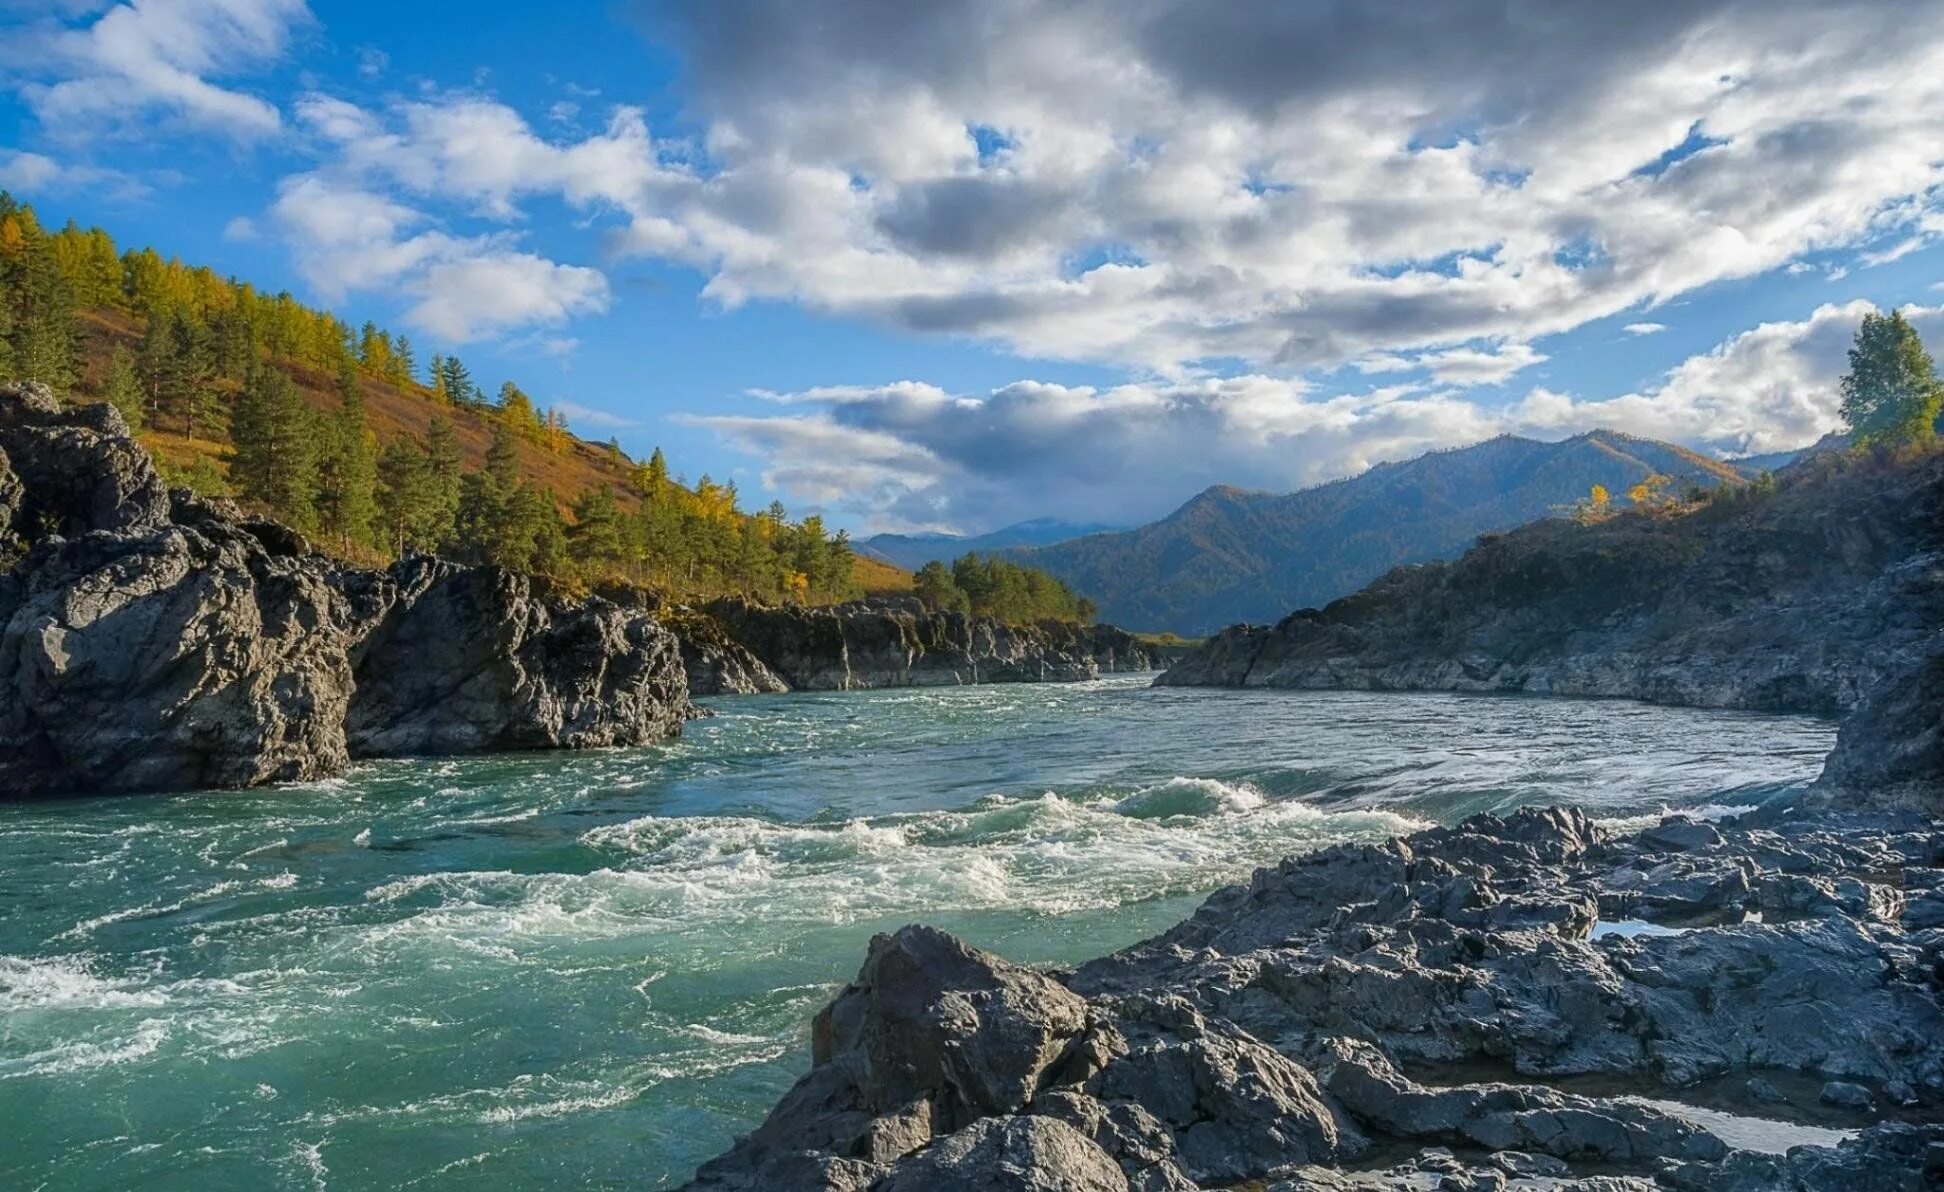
[{"xmin": 0, "ymin": 677, "xmax": 1835, "ymax": 1188}]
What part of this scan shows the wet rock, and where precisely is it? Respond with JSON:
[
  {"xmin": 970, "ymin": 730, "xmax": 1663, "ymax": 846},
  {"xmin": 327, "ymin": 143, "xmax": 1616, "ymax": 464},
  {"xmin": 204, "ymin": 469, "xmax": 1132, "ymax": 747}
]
[
  {"xmin": 698, "ymin": 809, "xmax": 1944, "ymax": 1189},
  {"xmin": 1812, "ymin": 646, "xmax": 1944, "ymax": 817},
  {"xmin": 668, "ymin": 609, "xmax": 789, "ymax": 696},
  {"xmin": 1819, "ymin": 1080, "xmax": 1873, "ymax": 1110},
  {"xmin": 1744, "ymin": 1075, "xmax": 1787, "ymax": 1103}
]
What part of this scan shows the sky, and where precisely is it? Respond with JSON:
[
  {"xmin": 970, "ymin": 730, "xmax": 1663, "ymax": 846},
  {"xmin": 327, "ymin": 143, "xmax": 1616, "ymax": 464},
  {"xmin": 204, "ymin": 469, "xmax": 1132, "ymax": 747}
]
[{"xmin": 2, "ymin": 1, "xmax": 1942, "ymax": 537}]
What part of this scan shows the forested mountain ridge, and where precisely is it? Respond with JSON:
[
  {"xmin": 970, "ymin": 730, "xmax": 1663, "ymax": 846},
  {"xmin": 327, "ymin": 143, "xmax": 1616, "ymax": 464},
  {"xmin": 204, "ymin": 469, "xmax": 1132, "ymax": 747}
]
[
  {"xmin": 1009, "ymin": 430, "xmax": 1760, "ymax": 634},
  {"xmin": 0, "ymin": 192, "xmax": 908, "ymax": 604},
  {"xmin": 859, "ymin": 517, "xmax": 1120, "ymax": 571}
]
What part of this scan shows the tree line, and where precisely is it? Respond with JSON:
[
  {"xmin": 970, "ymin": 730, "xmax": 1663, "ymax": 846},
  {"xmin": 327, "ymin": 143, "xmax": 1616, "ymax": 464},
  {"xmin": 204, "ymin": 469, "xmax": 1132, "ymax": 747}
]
[
  {"xmin": 0, "ymin": 191, "xmax": 858, "ymax": 602},
  {"xmin": 911, "ymin": 553, "xmax": 1098, "ymax": 625}
]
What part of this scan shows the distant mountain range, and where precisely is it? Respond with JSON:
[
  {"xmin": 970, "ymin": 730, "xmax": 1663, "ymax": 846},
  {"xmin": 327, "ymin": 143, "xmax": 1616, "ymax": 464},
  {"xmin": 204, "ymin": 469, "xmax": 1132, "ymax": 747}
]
[
  {"xmin": 858, "ymin": 517, "xmax": 1122, "ymax": 571},
  {"xmin": 1007, "ymin": 430, "xmax": 1765, "ymax": 635}
]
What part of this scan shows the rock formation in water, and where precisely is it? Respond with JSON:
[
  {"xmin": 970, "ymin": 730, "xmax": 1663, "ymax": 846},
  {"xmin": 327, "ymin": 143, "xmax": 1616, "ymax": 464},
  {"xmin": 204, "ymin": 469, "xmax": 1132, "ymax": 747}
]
[
  {"xmin": 0, "ymin": 382, "xmax": 692, "ymax": 796},
  {"xmin": 1157, "ymin": 448, "xmax": 1943, "ymax": 719},
  {"xmin": 684, "ymin": 806, "xmax": 1944, "ymax": 1189},
  {"xmin": 673, "ymin": 596, "xmax": 1157, "ymax": 696}
]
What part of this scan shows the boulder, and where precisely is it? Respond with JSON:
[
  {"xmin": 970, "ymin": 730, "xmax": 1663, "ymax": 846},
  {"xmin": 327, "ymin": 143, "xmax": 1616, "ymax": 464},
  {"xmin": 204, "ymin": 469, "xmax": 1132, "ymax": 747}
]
[
  {"xmin": 0, "ymin": 520, "xmax": 356, "ymax": 793},
  {"xmin": 875, "ymin": 1116, "xmax": 1127, "ymax": 1192}
]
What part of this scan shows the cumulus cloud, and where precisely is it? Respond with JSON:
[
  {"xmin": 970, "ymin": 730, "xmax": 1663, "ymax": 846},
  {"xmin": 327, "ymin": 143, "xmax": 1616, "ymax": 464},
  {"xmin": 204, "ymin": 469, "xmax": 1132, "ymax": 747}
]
[
  {"xmin": 603, "ymin": 0, "xmax": 1944, "ymax": 373},
  {"xmin": 269, "ymin": 172, "xmax": 608, "ymax": 343},
  {"xmin": 0, "ymin": 147, "xmax": 143, "ymax": 197},
  {"xmin": 4, "ymin": 0, "xmax": 310, "ymax": 140},
  {"xmin": 694, "ymin": 301, "xmax": 1937, "ymax": 531}
]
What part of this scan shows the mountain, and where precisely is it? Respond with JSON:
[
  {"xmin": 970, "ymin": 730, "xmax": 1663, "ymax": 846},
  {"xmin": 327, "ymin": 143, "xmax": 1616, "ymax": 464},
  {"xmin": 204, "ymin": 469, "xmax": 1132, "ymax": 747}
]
[
  {"xmin": 859, "ymin": 517, "xmax": 1119, "ymax": 570},
  {"xmin": 1008, "ymin": 430, "xmax": 1753, "ymax": 634}
]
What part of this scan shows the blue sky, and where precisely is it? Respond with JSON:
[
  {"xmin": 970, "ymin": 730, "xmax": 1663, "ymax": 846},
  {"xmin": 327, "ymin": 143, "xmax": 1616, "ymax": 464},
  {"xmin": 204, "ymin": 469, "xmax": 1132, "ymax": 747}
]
[{"xmin": 3, "ymin": 1, "xmax": 1942, "ymax": 535}]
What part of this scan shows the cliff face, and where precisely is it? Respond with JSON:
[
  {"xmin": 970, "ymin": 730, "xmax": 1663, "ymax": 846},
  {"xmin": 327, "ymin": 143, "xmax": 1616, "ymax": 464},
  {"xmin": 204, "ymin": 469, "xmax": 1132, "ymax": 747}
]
[
  {"xmin": 1159, "ymin": 448, "xmax": 1944, "ymax": 719},
  {"xmin": 677, "ymin": 596, "xmax": 1157, "ymax": 696},
  {"xmin": 0, "ymin": 383, "xmax": 692, "ymax": 797}
]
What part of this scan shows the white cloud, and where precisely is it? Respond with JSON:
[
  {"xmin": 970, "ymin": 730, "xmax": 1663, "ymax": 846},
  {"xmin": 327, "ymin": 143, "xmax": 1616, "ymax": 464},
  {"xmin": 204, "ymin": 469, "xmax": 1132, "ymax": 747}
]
[
  {"xmin": 407, "ymin": 252, "xmax": 608, "ymax": 343},
  {"xmin": 693, "ymin": 300, "xmax": 1937, "ymax": 531},
  {"xmin": 1624, "ymin": 322, "xmax": 1667, "ymax": 336},
  {"xmin": 592, "ymin": 0, "xmax": 1944, "ymax": 374},
  {"xmin": 0, "ymin": 147, "xmax": 142, "ymax": 196},
  {"xmin": 221, "ymin": 214, "xmax": 257, "ymax": 241},
  {"xmin": 9, "ymin": 0, "xmax": 310, "ymax": 140},
  {"xmin": 552, "ymin": 398, "xmax": 638, "ymax": 429},
  {"xmin": 269, "ymin": 172, "xmax": 608, "ymax": 343}
]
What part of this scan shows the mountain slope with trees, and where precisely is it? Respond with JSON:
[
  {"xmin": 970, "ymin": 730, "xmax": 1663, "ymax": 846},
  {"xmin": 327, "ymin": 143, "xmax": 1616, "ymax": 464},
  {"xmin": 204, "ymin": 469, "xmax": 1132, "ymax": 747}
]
[
  {"xmin": 0, "ymin": 192, "xmax": 905, "ymax": 604},
  {"xmin": 1008, "ymin": 430, "xmax": 1758, "ymax": 634},
  {"xmin": 858, "ymin": 517, "xmax": 1119, "ymax": 571}
]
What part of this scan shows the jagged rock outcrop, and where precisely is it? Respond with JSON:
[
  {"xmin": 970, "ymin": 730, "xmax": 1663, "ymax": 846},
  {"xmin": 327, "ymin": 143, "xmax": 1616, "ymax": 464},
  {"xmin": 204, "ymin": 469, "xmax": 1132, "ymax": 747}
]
[
  {"xmin": 665, "ymin": 608, "xmax": 790, "ymax": 697},
  {"xmin": 684, "ymin": 808, "xmax": 1944, "ymax": 1189},
  {"xmin": 0, "ymin": 383, "xmax": 691, "ymax": 796},
  {"xmin": 686, "ymin": 596, "xmax": 1155, "ymax": 693},
  {"xmin": 345, "ymin": 557, "xmax": 691, "ymax": 755},
  {"xmin": 1158, "ymin": 449, "xmax": 1944, "ymax": 722}
]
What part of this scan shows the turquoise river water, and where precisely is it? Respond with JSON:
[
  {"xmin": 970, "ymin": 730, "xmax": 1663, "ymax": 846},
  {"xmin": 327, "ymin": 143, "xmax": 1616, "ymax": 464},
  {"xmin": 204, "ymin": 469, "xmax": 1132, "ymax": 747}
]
[{"xmin": 0, "ymin": 677, "xmax": 1836, "ymax": 1189}]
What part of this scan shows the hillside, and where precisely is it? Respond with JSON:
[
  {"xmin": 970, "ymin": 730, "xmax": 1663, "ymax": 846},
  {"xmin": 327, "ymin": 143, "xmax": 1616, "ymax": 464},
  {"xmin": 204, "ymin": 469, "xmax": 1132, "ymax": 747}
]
[
  {"xmin": 1009, "ymin": 430, "xmax": 1754, "ymax": 634},
  {"xmin": 859, "ymin": 517, "xmax": 1118, "ymax": 570},
  {"xmin": 1159, "ymin": 441, "xmax": 1944, "ymax": 727},
  {"xmin": 1, "ymin": 194, "xmax": 908, "ymax": 599}
]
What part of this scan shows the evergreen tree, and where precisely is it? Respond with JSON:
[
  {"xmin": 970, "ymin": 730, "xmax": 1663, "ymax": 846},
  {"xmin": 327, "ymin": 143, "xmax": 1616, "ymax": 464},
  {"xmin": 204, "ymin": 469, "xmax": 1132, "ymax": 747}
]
[
  {"xmin": 0, "ymin": 290, "xmax": 13, "ymax": 380},
  {"xmin": 1840, "ymin": 310, "xmax": 1943, "ymax": 446},
  {"xmin": 439, "ymin": 354, "xmax": 476, "ymax": 406},
  {"xmin": 913, "ymin": 560, "xmax": 970, "ymax": 613},
  {"xmin": 569, "ymin": 484, "xmax": 628, "ymax": 577},
  {"xmin": 377, "ymin": 437, "xmax": 436, "ymax": 553},
  {"xmin": 392, "ymin": 335, "xmax": 417, "ymax": 385},
  {"xmin": 0, "ymin": 202, "xmax": 76, "ymax": 391},
  {"xmin": 424, "ymin": 416, "xmax": 464, "ymax": 544},
  {"xmin": 316, "ymin": 361, "xmax": 379, "ymax": 550},
  {"xmin": 230, "ymin": 365, "xmax": 319, "ymax": 530},
  {"xmin": 101, "ymin": 346, "xmax": 143, "ymax": 431}
]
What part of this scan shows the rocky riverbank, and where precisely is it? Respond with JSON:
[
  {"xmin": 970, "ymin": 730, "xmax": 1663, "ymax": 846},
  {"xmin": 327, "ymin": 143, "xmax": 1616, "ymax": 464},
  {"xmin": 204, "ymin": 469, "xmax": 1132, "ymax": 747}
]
[
  {"xmin": 0, "ymin": 382, "xmax": 692, "ymax": 796},
  {"xmin": 1157, "ymin": 447, "xmax": 1943, "ymax": 722},
  {"xmin": 683, "ymin": 804, "xmax": 1944, "ymax": 1190},
  {"xmin": 675, "ymin": 596, "xmax": 1158, "ymax": 696}
]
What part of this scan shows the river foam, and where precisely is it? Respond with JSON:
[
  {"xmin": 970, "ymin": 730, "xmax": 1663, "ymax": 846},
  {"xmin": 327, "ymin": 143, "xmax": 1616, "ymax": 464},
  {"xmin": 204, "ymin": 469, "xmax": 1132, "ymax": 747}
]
[{"xmin": 0, "ymin": 677, "xmax": 1837, "ymax": 1190}]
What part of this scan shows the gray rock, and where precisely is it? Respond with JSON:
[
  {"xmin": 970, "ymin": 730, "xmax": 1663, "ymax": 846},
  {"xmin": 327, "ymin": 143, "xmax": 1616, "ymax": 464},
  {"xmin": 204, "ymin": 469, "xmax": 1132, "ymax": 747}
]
[
  {"xmin": 875, "ymin": 1116, "xmax": 1127, "ymax": 1192},
  {"xmin": 345, "ymin": 557, "xmax": 690, "ymax": 756},
  {"xmin": 1819, "ymin": 1080, "xmax": 1873, "ymax": 1110},
  {"xmin": 0, "ymin": 521, "xmax": 357, "ymax": 793},
  {"xmin": 0, "ymin": 381, "xmax": 170, "ymax": 541},
  {"xmin": 0, "ymin": 383, "xmax": 692, "ymax": 796},
  {"xmin": 692, "ymin": 596, "xmax": 1154, "ymax": 693}
]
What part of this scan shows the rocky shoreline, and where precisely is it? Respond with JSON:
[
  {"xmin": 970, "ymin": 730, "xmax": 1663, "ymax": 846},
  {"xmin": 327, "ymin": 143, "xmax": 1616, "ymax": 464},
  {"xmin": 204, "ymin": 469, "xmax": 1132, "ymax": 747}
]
[
  {"xmin": 0, "ymin": 383, "xmax": 1154, "ymax": 797},
  {"xmin": 683, "ymin": 805, "xmax": 1944, "ymax": 1190},
  {"xmin": 1156, "ymin": 448, "xmax": 1943, "ymax": 724},
  {"xmin": 676, "ymin": 596, "xmax": 1158, "ymax": 696}
]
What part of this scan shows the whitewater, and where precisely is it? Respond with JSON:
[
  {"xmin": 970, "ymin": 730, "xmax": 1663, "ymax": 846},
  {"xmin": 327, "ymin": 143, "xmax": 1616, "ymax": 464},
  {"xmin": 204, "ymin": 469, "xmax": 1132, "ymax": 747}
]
[{"xmin": 0, "ymin": 676, "xmax": 1835, "ymax": 1188}]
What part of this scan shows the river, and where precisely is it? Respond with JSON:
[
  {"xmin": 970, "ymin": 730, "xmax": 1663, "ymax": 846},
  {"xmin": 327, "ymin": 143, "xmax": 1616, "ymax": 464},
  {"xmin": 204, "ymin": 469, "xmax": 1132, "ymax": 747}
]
[{"xmin": 0, "ymin": 677, "xmax": 1835, "ymax": 1188}]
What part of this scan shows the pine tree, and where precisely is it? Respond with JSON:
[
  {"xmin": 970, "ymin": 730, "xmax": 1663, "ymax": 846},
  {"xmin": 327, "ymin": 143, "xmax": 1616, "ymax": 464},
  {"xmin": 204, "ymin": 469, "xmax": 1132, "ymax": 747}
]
[
  {"xmin": 377, "ymin": 437, "xmax": 436, "ymax": 553},
  {"xmin": 913, "ymin": 560, "xmax": 969, "ymax": 613},
  {"xmin": 101, "ymin": 346, "xmax": 143, "ymax": 431},
  {"xmin": 230, "ymin": 365, "xmax": 320, "ymax": 530},
  {"xmin": 316, "ymin": 361, "xmax": 379, "ymax": 550},
  {"xmin": 0, "ymin": 204, "xmax": 76, "ymax": 391},
  {"xmin": 391, "ymin": 335, "xmax": 416, "ymax": 385},
  {"xmin": 162, "ymin": 309, "xmax": 218, "ymax": 441},
  {"xmin": 569, "ymin": 484, "xmax": 628, "ymax": 577},
  {"xmin": 429, "ymin": 352, "xmax": 449, "ymax": 404},
  {"xmin": 1840, "ymin": 310, "xmax": 1943, "ymax": 446},
  {"xmin": 439, "ymin": 354, "xmax": 476, "ymax": 406},
  {"xmin": 424, "ymin": 416, "xmax": 463, "ymax": 544},
  {"xmin": 498, "ymin": 380, "xmax": 541, "ymax": 439}
]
